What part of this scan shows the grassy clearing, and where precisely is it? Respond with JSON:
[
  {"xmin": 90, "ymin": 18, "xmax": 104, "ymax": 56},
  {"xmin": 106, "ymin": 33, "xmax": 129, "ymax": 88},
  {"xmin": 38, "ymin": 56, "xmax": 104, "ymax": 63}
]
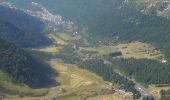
[
  {"xmin": 49, "ymin": 34, "xmax": 67, "ymax": 45},
  {"xmin": 0, "ymin": 70, "xmax": 10, "ymax": 81},
  {"xmin": 57, "ymin": 33, "xmax": 81, "ymax": 41},
  {"xmin": 148, "ymin": 85, "xmax": 170, "ymax": 100},
  {"xmin": 115, "ymin": 41, "xmax": 164, "ymax": 61},
  {"xmin": 87, "ymin": 92, "xmax": 133, "ymax": 100},
  {"xmin": 47, "ymin": 61, "xmax": 132, "ymax": 100},
  {"xmin": 79, "ymin": 46, "xmax": 116, "ymax": 55},
  {"xmin": 57, "ymin": 33, "xmax": 73, "ymax": 41},
  {"xmin": 32, "ymin": 46, "xmax": 62, "ymax": 53},
  {"xmin": 79, "ymin": 41, "xmax": 164, "ymax": 61},
  {"xmin": 48, "ymin": 33, "xmax": 81, "ymax": 45},
  {"xmin": 0, "ymin": 70, "xmax": 47, "ymax": 98},
  {"xmin": 3, "ymin": 33, "xmax": 135, "ymax": 100},
  {"xmin": 1, "ymin": 81, "xmax": 48, "ymax": 98},
  {"xmin": 4, "ymin": 61, "xmax": 131, "ymax": 100}
]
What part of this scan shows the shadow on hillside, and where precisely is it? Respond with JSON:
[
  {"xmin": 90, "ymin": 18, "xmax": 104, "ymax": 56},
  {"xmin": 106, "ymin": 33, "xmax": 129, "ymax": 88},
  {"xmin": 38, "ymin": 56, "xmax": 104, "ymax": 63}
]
[
  {"xmin": 29, "ymin": 61, "xmax": 61, "ymax": 88},
  {"xmin": 22, "ymin": 51, "xmax": 61, "ymax": 89}
]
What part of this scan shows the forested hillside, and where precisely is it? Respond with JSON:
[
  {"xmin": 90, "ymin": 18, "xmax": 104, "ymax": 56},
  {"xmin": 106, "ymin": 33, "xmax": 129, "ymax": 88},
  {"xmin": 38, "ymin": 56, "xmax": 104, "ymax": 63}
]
[
  {"xmin": 0, "ymin": 5, "xmax": 56, "ymax": 89},
  {"xmin": 0, "ymin": 5, "xmax": 52, "ymax": 47},
  {"xmin": 0, "ymin": 39, "xmax": 56, "ymax": 88}
]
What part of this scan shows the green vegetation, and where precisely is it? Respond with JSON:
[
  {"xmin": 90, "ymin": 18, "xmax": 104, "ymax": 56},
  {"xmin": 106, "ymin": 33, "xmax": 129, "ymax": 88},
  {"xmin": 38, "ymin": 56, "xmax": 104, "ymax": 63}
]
[
  {"xmin": 0, "ymin": 5, "xmax": 58, "ymax": 95},
  {"xmin": 0, "ymin": 81, "xmax": 48, "ymax": 97},
  {"xmin": 1, "ymin": 0, "xmax": 170, "ymax": 99},
  {"xmin": 0, "ymin": 6, "xmax": 52, "ymax": 47},
  {"xmin": 0, "ymin": 39, "xmax": 57, "ymax": 88},
  {"xmin": 77, "ymin": 59, "xmax": 141, "ymax": 99},
  {"xmin": 25, "ymin": 32, "xmax": 133, "ymax": 100},
  {"xmin": 50, "ymin": 62, "xmax": 116, "ymax": 100},
  {"xmin": 160, "ymin": 96, "xmax": 170, "ymax": 100},
  {"xmin": 111, "ymin": 58, "xmax": 170, "ymax": 85},
  {"xmin": 34, "ymin": 0, "xmax": 170, "ymax": 86},
  {"xmin": 32, "ymin": 0, "xmax": 170, "ymax": 60},
  {"xmin": 148, "ymin": 85, "xmax": 170, "ymax": 100},
  {"xmin": 0, "ymin": 43, "xmax": 51, "ymax": 98},
  {"xmin": 115, "ymin": 41, "xmax": 164, "ymax": 61},
  {"xmin": 160, "ymin": 89, "xmax": 170, "ymax": 100},
  {"xmin": 0, "ymin": 70, "xmax": 10, "ymax": 82},
  {"xmin": 79, "ymin": 46, "xmax": 116, "ymax": 55}
]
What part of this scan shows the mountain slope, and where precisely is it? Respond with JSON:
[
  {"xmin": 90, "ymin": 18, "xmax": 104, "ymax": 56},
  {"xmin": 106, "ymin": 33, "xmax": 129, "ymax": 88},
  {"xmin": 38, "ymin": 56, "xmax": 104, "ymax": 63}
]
[
  {"xmin": 0, "ymin": 39, "xmax": 56, "ymax": 88},
  {"xmin": 124, "ymin": 0, "xmax": 170, "ymax": 18},
  {"xmin": 0, "ymin": 5, "xmax": 52, "ymax": 47},
  {"xmin": 0, "ymin": 3, "xmax": 56, "ymax": 89}
]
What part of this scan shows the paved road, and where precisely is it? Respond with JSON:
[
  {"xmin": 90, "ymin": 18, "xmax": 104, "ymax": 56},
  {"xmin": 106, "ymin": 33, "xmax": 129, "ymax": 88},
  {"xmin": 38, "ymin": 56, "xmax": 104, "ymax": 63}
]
[
  {"xmin": 134, "ymin": 82, "xmax": 154, "ymax": 99},
  {"xmin": 111, "ymin": 63, "xmax": 154, "ymax": 99}
]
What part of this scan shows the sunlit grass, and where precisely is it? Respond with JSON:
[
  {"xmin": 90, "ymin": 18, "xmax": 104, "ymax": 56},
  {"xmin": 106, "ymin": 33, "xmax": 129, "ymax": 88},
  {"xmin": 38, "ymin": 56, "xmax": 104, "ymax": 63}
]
[
  {"xmin": 80, "ymin": 46, "xmax": 116, "ymax": 55},
  {"xmin": 148, "ymin": 85, "xmax": 170, "ymax": 100},
  {"xmin": 115, "ymin": 41, "xmax": 164, "ymax": 61}
]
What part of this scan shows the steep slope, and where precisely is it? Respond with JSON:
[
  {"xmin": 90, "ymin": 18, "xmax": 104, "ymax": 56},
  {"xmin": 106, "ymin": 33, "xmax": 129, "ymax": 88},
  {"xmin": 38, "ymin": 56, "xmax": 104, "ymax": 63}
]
[
  {"xmin": 0, "ymin": 5, "xmax": 52, "ymax": 47},
  {"xmin": 0, "ymin": 39, "xmax": 56, "ymax": 88},
  {"xmin": 0, "ymin": 3, "xmax": 56, "ymax": 89},
  {"xmin": 0, "ymin": 19, "xmax": 48, "ymax": 47}
]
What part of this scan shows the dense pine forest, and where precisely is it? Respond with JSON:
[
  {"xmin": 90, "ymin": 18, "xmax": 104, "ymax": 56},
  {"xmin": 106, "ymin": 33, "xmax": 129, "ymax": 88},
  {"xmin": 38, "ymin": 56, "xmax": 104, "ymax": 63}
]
[
  {"xmin": 0, "ymin": 39, "xmax": 56, "ymax": 87},
  {"xmin": 111, "ymin": 58, "xmax": 170, "ymax": 85}
]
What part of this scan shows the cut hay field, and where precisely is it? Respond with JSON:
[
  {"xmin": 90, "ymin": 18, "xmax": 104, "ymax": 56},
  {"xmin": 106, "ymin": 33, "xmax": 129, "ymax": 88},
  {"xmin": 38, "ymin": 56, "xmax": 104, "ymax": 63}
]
[{"xmin": 148, "ymin": 85, "xmax": 170, "ymax": 100}]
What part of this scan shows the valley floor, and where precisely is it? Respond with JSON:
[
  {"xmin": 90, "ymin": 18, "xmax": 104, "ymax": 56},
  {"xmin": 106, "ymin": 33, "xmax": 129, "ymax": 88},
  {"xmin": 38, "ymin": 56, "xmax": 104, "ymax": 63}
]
[
  {"xmin": 4, "ymin": 59, "xmax": 132, "ymax": 100},
  {"xmin": 3, "ymin": 32, "xmax": 165, "ymax": 100}
]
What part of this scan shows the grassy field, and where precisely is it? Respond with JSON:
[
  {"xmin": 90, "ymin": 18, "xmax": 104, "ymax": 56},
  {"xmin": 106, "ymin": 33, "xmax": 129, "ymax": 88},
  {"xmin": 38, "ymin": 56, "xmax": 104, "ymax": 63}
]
[
  {"xmin": 50, "ymin": 61, "xmax": 112, "ymax": 100},
  {"xmin": 115, "ymin": 41, "xmax": 164, "ymax": 61},
  {"xmin": 0, "ymin": 70, "xmax": 9, "ymax": 81},
  {"xmin": 50, "ymin": 61, "xmax": 133, "ymax": 100},
  {"xmin": 32, "ymin": 46, "xmax": 62, "ymax": 53},
  {"xmin": 57, "ymin": 33, "xmax": 81, "ymax": 41},
  {"xmin": 0, "ymin": 70, "xmax": 48, "ymax": 99},
  {"xmin": 79, "ymin": 46, "xmax": 116, "ymax": 55},
  {"xmin": 3, "ymin": 34, "xmax": 133, "ymax": 100},
  {"xmin": 79, "ymin": 41, "xmax": 164, "ymax": 61},
  {"xmin": 48, "ymin": 32, "xmax": 81, "ymax": 45},
  {"xmin": 1, "ymin": 81, "xmax": 48, "ymax": 99},
  {"xmin": 31, "ymin": 32, "xmax": 82, "ymax": 54},
  {"xmin": 87, "ymin": 92, "xmax": 133, "ymax": 100},
  {"xmin": 4, "ymin": 60, "xmax": 131, "ymax": 100},
  {"xmin": 49, "ymin": 33, "xmax": 67, "ymax": 45},
  {"xmin": 148, "ymin": 85, "xmax": 170, "ymax": 100}
]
